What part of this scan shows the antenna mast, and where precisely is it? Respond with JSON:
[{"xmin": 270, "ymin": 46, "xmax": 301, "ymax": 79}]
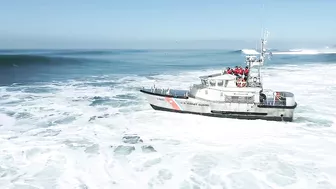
[{"xmin": 257, "ymin": 29, "xmax": 269, "ymax": 89}]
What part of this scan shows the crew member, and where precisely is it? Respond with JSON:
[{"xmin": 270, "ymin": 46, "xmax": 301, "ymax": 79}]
[
  {"xmin": 244, "ymin": 66, "xmax": 249, "ymax": 76},
  {"xmin": 226, "ymin": 67, "xmax": 233, "ymax": 74},
  {"xmin": 233, "ymin": 66, "xmax": 239, "ymax": 76},
  {"xmin": 243, "ymin": 66, "xmax": 249, "ymax": 80},
  {"xmin": 238, "ymin": 66, "xmax": 244, "ymax": 76}
]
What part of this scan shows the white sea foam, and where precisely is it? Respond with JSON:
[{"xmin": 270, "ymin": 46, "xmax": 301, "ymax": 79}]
[
  {"xmin": 0, "ymin": 63, "xmax": 336, "ymax": 189},
  {"xmin": 241, "ymin": 49, "xmax": 260, "ymax": 55},
  {"xmin": 273, "ymin": 49, "xmax": 336, "ymax": 55}
]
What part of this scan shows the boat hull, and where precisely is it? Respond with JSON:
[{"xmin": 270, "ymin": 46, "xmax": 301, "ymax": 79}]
[{"xmin": 140, "ymin": 89, "xmax": 297, "ymax": 122}]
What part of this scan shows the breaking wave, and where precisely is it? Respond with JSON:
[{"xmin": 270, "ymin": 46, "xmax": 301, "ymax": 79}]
[
  {"xmin": 0, "ymin": 54, "xmax": 88, "ymax": 67},
  {"xmin": 238, "ymin": 48, "xmax": 336, "ymax": 55},
  {"xmin": 1, "ymin": 49, "xmax": 336, "ymax": 67},
  {"xmin": 273, "ymin": 48, "xmax": 336, "ymax": 55}
]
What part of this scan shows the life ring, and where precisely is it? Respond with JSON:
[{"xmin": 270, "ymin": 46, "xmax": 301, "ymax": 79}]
[
  {"xmin": 236, "ymin": 78, "xmax": 247, "ymax": 88},
  {"xmin": 253, "ymin": 77, "xmax": 257, "ymax": 82}
]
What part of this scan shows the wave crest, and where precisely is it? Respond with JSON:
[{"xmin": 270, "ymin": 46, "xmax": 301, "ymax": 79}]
[
  {"xmin": 0, "ymin": 54, "xmax": 84, "ymax": 67},
  {"xmin": 273, "ymin": 48, "xmax": 336, "ymax": 55}
]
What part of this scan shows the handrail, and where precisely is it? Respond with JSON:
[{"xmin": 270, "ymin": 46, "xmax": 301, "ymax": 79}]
[{"xmin": 147, "ymin": 86, "xmax": 189, "ymax": 97}]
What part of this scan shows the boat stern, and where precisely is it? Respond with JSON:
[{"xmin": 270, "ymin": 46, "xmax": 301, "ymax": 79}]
[{"xmin": 258, "ymin": 91, "xmax": 298, "ymax": 121}]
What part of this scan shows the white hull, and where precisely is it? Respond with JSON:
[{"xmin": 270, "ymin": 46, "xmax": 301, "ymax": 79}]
[{"xmin": 140, "ymin": 89, "xmax": 297, "ymax": 122}]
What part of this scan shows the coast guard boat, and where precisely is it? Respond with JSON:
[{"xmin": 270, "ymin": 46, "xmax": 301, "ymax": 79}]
[{"xmin": 140, "ymin": 32, "xmax": 298, "ymax": 121}]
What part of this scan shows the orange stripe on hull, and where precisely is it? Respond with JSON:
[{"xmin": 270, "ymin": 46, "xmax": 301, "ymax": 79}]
[{"xmin": 164, "ymin": 97, "xmax": 181, "ymax": 110}]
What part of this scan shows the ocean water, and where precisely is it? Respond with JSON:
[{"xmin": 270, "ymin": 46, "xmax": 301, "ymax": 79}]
[{"xmin": 0, "ymin": 48, "xmax": 336, "ymax": 189}]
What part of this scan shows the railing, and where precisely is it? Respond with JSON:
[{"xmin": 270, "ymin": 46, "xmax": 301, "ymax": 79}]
[
  {"xmin": 143, "ymin": 86, "xmax": 189, "ymax": 97},
  {"xmin": 225, "ymin": 95, "xmax": 254, "ymax": 103},
  {"xmin": 260, "ymin": 90, "xmax": 288, "ymax": 106},
  {"xmin": 261, "ymin": 98, "xmax": 286, "ymax": 106}
]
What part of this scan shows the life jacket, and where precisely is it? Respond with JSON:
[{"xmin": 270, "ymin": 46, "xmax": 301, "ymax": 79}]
[
  {"xmin": 244, "ymin": 68, "xmax": 249, "ymax": 75},
  {"xmin": 233, "ymin": 68, "xmax": 238, "ymax": 74},
  {"xmin": 227, "ymin": 69, "xmax": 232, "ymax": 74},
  {"xmin": 238, "ymin": 68, "xmax": 243, "ymax": 75}
]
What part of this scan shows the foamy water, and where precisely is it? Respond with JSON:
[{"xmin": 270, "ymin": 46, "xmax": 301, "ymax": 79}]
[
  {"xmin": 242, "ymin": 48, "xmax": 336, "ymax": 55},
  {"xmin": 1, "ymin": 63, "xmax": 336, "ymax": 189},
  {"xmin": 274, "ymin": 49, "xmax": 336, "ymax": 55}
]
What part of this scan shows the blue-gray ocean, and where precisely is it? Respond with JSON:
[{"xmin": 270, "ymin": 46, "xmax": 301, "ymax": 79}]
[{"xmin": 1, "ymin": 48, "xmax": 336, "ymax": 189}]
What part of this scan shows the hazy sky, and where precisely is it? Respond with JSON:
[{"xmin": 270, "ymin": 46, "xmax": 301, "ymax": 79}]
[{"xmin": 0, "ymin": 0, "xmax": 335, "ymax": 49}]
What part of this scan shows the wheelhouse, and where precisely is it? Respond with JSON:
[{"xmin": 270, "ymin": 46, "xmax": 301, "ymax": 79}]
[{"xmin": 200, "ymin": 74, "xmax": 237, "ymax": 88}]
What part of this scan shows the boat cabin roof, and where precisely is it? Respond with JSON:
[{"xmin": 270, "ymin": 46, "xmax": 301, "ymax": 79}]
[
  {"xmin": 199, "ymin": 74, "xmax": 240, "ymax": 88},
  {"xmin": 211, "ymin": 74, "xmax": 236, "ymax": 80}
]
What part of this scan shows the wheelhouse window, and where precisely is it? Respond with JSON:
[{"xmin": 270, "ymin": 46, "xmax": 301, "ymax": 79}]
[
  {"xmin": 224, "ymin": 80, "xmax": 229, "ymax": 87},
  {"xmin": 217, "ymin": 80, "xmax": 224, "ymax": 86},
  {"xmin": 210, "ymin": 80, "xmax": 215, "ymax": 86}
]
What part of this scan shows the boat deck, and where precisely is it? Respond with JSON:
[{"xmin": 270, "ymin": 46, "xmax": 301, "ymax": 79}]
[{"xmin": 140, "ymin": 88, "xmax": 189, "ymax": 99}]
